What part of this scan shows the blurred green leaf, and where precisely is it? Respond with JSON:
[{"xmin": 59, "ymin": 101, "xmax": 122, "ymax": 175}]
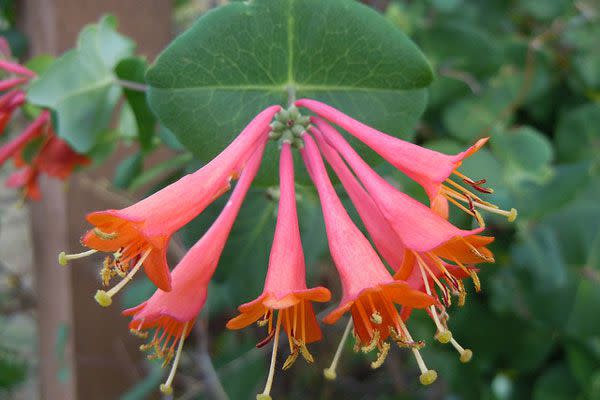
[
  {"xmin": 492, "ymin": 126, "xmax": 554, "ymax": 187},
  {"xmin": 27, "ymin": 15, "xmax": 135, "ymax": 153},
  {"xmin": 113, "ymin": 152, "xmax": 143, "ymax": 190},
  {"xmin": 533, "ymin": 364, "xmax": 580, "ymax": 400},
  {"xmin": 555, "ymin": 103, "xmax": 600, "ymax": 163},
  {"xmin": 0, "ymin": 346, "xmax": 27, "ymax": 390},
  {"xmin": 115, "ymin": 57, "xmax": 156, "ymax": 151}
]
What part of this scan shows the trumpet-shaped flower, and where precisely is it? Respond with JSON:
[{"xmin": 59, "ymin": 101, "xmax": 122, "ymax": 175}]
[
  {"xmin": 59, "ymin": 105, "xmax": 280, "ymax": 296},
  {"xmin": 124, "ymin": 144, "xmax": 266, "ymax": 395},
  {"xmin": 311, "ymin": 119, "xmax": 495, "ymax": 349},
  {"xmin": 301, "ymin": 133, "xmax": 437, "ymax": 382},
  {"xmin": 227, "ymin": 142, "xmax": 331, "ymax": 400},
  {"xmin": 296, "ymin": 99, "xmax": 516, "ymax": 225}
]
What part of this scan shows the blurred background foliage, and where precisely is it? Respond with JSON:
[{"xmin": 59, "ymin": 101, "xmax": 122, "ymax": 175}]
[{"xmin": 2, "ymin": 0, "xmax": 600, "ymax": 399}]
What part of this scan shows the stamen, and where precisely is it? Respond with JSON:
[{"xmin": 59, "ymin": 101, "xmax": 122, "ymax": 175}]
[
  {"xmin": 94, "ymin": 248, "xmax": 151, "ymax": 307},
  {"xmin": 324, "ymin": 319, "xmax": 353, "ymax": 381},
  {"xmin": 452, "ymin": 256, "xmax": 482, "ymax": 291},
  {"xmin": 298, "ymin": 342, "xmax": 314, "ymax": 363},
  {"xmin": 361, "ymin": 330, "xmax": 380, "ymax": 353},
  {"xmin": 93, "ymin": 227, "xmax": 118, "ymax": 240},
  {"xmin": 370, "ymin": 342, "xmax": 391, "ymax": 369},
  {"xmin": 415, "ymin": 254, "xmax": 452, "ymax": 342},
  {"xmin": 396, "ymin": 319, "xmax": 437, "ymax": 385},
  {"xmin": 256, "ymin": 329, "xmax": 276, "ymax": 349},
  {"xmin": 159, "ymin": 322, "xmax": 189, "ymax": 395},
  {"xmin": 257, "ymin": 311, "xmax": 282, "ymax": 400},
  {"xmin": 282, "ymin": 349, "xmax": 299, "ymax": 370},
  {"xmin": 450, "ymin": 338, "xmax": 473, "ymax": 363},
  {"xmin": 443, "ymin": 184, "xmax": 517, "ymax": 222},
  {"xmin": 58, "ymin": 249, "xmax": 98, "ymax": 266}
]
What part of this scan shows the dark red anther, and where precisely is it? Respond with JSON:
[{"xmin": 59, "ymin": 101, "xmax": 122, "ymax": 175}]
[
  {"xmin": 467, "ymin": 195, "xmax": 475, "ymax": 213},
  {"xmin": 473, "ymin": 185, "xmax": 493, "ymax": 194},
  {"xmin": 256, "ymin": 328, "xmax": 276, "ymax": 348}
]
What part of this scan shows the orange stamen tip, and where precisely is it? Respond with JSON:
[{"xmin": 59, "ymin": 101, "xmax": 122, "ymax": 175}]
[
  {"xmin": 460, "ymin": 349, "xmax": 473, "ymax": 363},
  {"xmin": 58, "ymin": 252, "xmax": 68, "ymax": 266},
  {"xmin": 419, "ymin": 370, "xmax": 438, "ymax": 386},
  {"xmin": 508, "ymin": 208, "xmax": 518, "ymax": 222},
  {"xmin": 435, "ymin": 330, "xmax": 452, "ymax": 344},
  {"xmin": 94, "ymin": 290, "xmax": 112, "ymax": 307},
  {"xmin": 159, "ymin": 384, "xmax": 173, "ymax": 395},
  {"xmin": 256, "ymin": 395, "xmax": 273, "ymax": 400},
  {"xmin": 323, "ymin": 368, "xmax": 337, "ymax": 381}
]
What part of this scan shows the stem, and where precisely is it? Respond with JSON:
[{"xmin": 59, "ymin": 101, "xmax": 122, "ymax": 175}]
[{"xmin": 116, "ymin": 79, "xmax": 148, "ymax": 92}]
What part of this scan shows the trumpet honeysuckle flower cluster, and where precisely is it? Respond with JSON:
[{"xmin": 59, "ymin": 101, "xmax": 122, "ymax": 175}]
[
  {"xmin": 0, "ymin": 38, "xmax": 89, "ymax": 200},
  {"xmin": 59, "ymin": 99, "xmax": 517, "ymax": 398}
]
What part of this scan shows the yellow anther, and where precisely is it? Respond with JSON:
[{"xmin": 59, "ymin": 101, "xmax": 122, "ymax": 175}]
[
  {"xmin": 256, "ymin": 395, "xmax": 272, "ymax": 400},
  {"xmin": 282, "ymin": 350, "xmax": 299, "ymax": 370},
  {"xmin": 370, "ymin": 342, "xmax": 390, "ymax": 369},
  {"xmin": 361, "ymin": 330, "xmax": 380, "ymax": 353},
  {"xmin": 370, "ymin": 311, "xmax": 382, "ymax": 325},
  {"xmin": 435, "ymin": 330, "xmax": 452, "ymax": 344},
  {"xmin": 323, "ymin": 368, "xmax": 337, "ymax": 380},
  {"xmin": 139, "ymin": 344, "xmax": 152, "ymax": 351},
  {"xmin": 460, "ymin": 349, "xmax": 473, "ymax": 363},
  {"xmin": 257, "ymin": 319, "xmax": 269, "ymax": 327},
  {"xmin": 129, "ymin": 329, "xmax": 148, "ymax": 339},
  {"xmin": 419, "ymin": 370, "xmax": 438, "ymax": 385},
  {"xmin": 159, "ymin": 384, "xmax": 173, "ymax": 395},
  {"xmin": 508, "ymin": 208, "xmax": 518, "ymax": 222},
  {"xmin": 93, "ymin": 228, "xmax": 118, "ymax": 240},
  {"xmin": 299, "ymin": 343, "xmax": 314, "ymax": 363},
  {"xmin": 94, "ymin": 290, "xmax": 112, "ymax": 307}
]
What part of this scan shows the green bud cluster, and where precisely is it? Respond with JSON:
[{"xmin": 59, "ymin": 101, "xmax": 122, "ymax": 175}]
[{"xmin": 269, "ymin": 106, "xmax": 311, "ymax": 148}]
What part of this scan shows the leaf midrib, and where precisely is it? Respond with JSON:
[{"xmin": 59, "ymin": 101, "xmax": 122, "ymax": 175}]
[{"xmin": 150, "ymin": 83, "xmax": 421, "ymax": 93}]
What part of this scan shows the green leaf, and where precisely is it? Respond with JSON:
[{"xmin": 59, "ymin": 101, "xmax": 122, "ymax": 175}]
[
  {"xmin": 533, "ymin": 364, "xmax": 580, "ymax": 400},
  {"xmin": 0, "ymin": 347, "xmax": 27, "ymax": 390},
  {"xmin": 128, "ymin": 152, "xmax": 193, "ymax": 192},
  {"xmin": 26, "ymin": 15, "xmax": 135, "ymax": 153},
  {"xmin": 555, "ymin": 103, "xmax": 600, "ymax": 163},
  {"xmin": 492, "ymin": 126, "xmax": 554, "ymax": 187},
  {"xmin": 115, "ymin": 57, "xmax": 156, "ymax": 150},
  {"xmin": 113, "ymin": 152, "xmax": 143, "ymax": 190},
  {"xmin": 24, "ymin": 55, "xmax": 55, "ymax": 75},
  {"xmin": 147, "ymin": 0, "xmax": 433, "ymax": 185}
]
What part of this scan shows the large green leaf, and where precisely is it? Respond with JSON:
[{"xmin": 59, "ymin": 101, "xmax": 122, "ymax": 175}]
[
  {"xmin": 26, "ymin": 15, "xmax": 135, "ymax": 152},
  {"xmin": 147, "ymin": 0, "xmax": 433, "ymax": 184},
  {"xmin": 555, "ymin": 103, "xmax": 600, "ymax": 163}
]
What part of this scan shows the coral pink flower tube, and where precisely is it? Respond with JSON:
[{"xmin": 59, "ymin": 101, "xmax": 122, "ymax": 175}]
[
  {"xmin": 313, "ymin": 118, "xmax": 484, "ymax": 254},
  {"xmin": 81, "ymin": 106, "xmax": 280, "ymax": 291},
  {"xmin": 125, "ymin": 143, "xmax": 266, "ymax": 327},
  {"xmin": 296, "ymin": 98, "xmax": 487, "ymax": 201},
  {"xmin": 227, "ymin": 142, "xmax": 330, "ymax": 345},
  {"xmin": 311, "ymin": 127, "xmax": 406, "ymax": 272},
  {"xmin": 0, "ymin": 110, "xmax": 49, "ymax": 166}
]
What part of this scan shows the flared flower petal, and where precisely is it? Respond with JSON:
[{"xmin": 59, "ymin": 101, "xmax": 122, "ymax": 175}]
[{"xmin": 36, "ymin": 134, "xmax": 90, "ymax": 179}]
